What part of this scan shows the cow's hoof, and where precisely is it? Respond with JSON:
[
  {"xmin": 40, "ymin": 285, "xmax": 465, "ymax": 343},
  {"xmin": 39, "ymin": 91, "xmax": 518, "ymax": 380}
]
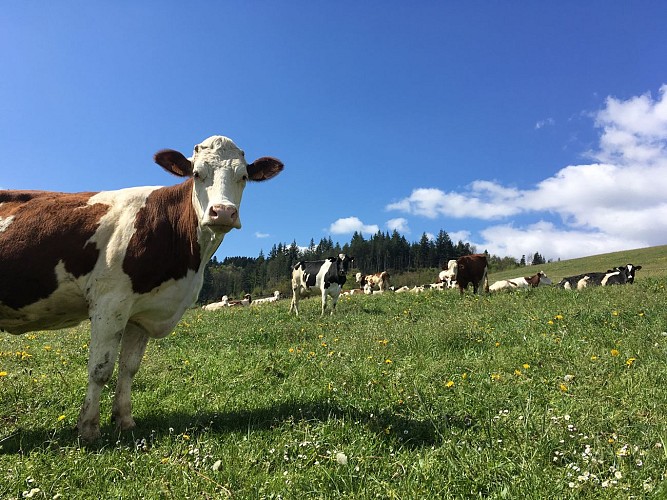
[
  {"xmin": 112, "ymin": 413, "xmax": 137, "ymax": 431},
  {"xmin": 77, "ymin": 421, "xmax": 101, "ymax": 443}
]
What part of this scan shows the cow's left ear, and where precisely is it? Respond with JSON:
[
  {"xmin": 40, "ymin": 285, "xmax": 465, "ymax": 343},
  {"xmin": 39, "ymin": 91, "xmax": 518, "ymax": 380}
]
[
  {"xmin": 247, "ymin": 157, "xmax": 284, "ymax": 181},
  {"xmin": 154, "ymin": 149, "xmax": 194, "ymax": 177}
]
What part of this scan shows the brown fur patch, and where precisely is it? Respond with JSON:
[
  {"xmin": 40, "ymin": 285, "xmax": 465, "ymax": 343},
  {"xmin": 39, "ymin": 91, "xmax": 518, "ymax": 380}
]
[
  {"xmin": 122, "ymin": 180, "xmax": 200, "ymax": 294},
  {"xmin": 0, "ymin": 190, "xmax": 109, "ymax": 309}
]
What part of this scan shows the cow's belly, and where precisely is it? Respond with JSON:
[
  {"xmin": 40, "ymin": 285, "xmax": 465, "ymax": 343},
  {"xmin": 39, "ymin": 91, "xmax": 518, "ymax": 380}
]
[
  {"xmin": 127, "ymin": 272, "xmax": 203, "ymax": 338},
  {"xmin": 0, "ymin": 281, "xmax": 88, "ymax": 334}
]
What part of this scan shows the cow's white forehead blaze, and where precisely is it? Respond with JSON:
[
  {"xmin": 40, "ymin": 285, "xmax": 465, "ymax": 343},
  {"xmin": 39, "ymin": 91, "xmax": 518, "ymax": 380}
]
[{"xmin": 190, "ymin": 136, "xmax": 247, "ymax": 232}]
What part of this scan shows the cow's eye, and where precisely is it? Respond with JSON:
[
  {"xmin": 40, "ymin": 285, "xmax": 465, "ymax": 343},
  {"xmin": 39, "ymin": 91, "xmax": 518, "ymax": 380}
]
[{"xmin": 193, "ymin": 171, "xmax": 200, "ymax": 179}]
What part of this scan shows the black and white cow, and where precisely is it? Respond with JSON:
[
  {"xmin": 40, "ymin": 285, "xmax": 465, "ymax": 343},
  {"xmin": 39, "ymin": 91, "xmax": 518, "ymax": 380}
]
[
  {"xmin": 289, "ymin": 254, "xmax": 354, "ymax": 315},
  {"xmin": 558, "ymin": 264, "xmax": 642, "ymax": 289}
]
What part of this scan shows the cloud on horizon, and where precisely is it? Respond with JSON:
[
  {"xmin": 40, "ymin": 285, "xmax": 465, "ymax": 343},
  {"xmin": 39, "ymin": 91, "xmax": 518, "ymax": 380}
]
[
  {"xmin": 386, "ymin": 85, "xmax": 667, "ymax": 260},
  {"xmin": 329, "ymin": 216, "xmax": 379, "ymax": 236}
]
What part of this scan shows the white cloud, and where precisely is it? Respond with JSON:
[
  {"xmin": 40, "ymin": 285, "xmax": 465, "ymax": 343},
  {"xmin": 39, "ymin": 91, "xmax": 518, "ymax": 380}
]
[
  {"xmin": 472, "ymin": 222, "xmax": 646, "ymax": 262},
  {"xmin": 386, "ymin": 185, "xmax": 521, "ymax": 220},
  {"xmin": 386, "ymin": 217, "xmax": 410, "ymax": 233},
  {"xmin": 387, "ymin": 85, "xmax": 667, "ymax": 259},
  {"xmin": 254, "ymin": 231, "xmax": 270, "ymax": 238},
  {"xmin": 449, "ymin": 230, "xmax": 470, "ymax": 243},
  {"xmin": 329, "ymin": 216, "xmax": 379, "ymax": 235},
  {"xmin": 535, "ymin": 117, "xmax": 555, "ymax": 129}
]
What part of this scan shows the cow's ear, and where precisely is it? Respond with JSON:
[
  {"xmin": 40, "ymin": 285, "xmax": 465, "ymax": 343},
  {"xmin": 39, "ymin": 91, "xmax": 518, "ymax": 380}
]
[
  {"xmin": 247, "ymin": 157, "xmax": 284, "ymax": 181},
  {"xmin": 154, "ymin": 149, "xmax": 193, "ymax": 177}
]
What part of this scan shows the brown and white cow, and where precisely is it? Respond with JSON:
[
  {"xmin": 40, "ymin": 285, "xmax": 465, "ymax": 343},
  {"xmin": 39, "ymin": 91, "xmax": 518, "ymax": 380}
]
[
  {"xmin": 489, "ymin": 271, "xmax": 552, "ymax": 291},
  {"xmin": 453, "ymin": 254, "xmax": 489, "ymax": 296},
  {"xmin": 0, "ymin": 135, "xmax": 283, "ymax": 441},
  {"xmin": 355, "ymin": 271, "xmax": 390, "ymax": 293}
]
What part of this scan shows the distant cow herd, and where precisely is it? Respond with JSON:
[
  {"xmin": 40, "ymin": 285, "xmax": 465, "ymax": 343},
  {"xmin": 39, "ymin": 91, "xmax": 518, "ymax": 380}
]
[{"xmin": 203, "ymin": 253, "xmax": 644, "ymax": 316}]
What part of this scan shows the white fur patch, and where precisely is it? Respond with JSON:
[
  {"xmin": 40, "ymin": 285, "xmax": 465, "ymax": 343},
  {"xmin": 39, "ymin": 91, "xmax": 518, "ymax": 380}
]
[{"xmin": 0, "ymin": 215, "xmax": 14, "ymax": 233}]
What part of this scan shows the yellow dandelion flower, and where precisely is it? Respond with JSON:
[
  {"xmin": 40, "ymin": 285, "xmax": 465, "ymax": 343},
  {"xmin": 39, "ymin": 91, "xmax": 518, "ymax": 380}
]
[
  {"xmin": 385, "ymin": 359, "xmax": 393, "ymax": 364},
  {"xmin": 44, "ymin": 346, "xmax": 52, "ymax": 351},
  {"xmin": 612, "ymin": 311, "xmax": 619, "ymax": 317},
  {"xmin": 57, "ymin": 415, "xmax": 66, "ymax": 422},
  {"xmin": 610, "ymin": 349, "xmax": 620, "ymax": 357},
  {"xmin": 321, "ymin": 342, "xmax": 327, "ymax": 347},
  {"xmin": 514, "ymin": 369, "xmax": 522, "ymax": 376},
  {"xmin": 491, "ymin": 373, "xmax": 501, "ymax": 381},
  {"xmin": 522, "ymin": 363, "xmax": 530, "ymax": 369},
  {"xmin": 554, "ymin": 314, "xmax": 563, "ymax": 320},
  {"xmin": 559, "ymin": 383, "xmax": 568, "ymax": 392},
  {"xmin": 495, "ymin": 342, "xmax": 500, "ymax": 347},
  {"xmin": 289, "ymin": 348, "xmax": 295, "ymax": 353},
  {"xmin": 0, "ymin": 371, "xmax": 7, "ymax": 377},
  {"xmin": 461, "ymin": 372, "xmax": 468, "ymax": 380},
  {"xmin": 591, "ymin": 355, "xmax": 598, "ymax": 361},
  {"xmin": 445, "ymin": 380, "xmax": 455, "ymax": 388},
  {"xmin": 548, "ymin": 320, "xmax": 554, "ymax": 325},
  {"xmin": 626, "ymin": 357, "xmax": 636, "ymax": 367}
]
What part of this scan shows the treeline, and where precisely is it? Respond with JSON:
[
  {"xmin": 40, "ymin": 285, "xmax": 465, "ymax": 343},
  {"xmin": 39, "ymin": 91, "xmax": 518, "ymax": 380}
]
[{"xmin": 198, "ymin": 229, "xmax": 548, "ymax": 303}]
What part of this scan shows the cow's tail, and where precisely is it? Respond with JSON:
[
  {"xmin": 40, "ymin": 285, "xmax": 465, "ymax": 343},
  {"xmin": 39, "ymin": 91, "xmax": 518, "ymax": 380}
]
[{"xmin": 483, "ymin": 265, "xmax": 489, "ymax": 293}]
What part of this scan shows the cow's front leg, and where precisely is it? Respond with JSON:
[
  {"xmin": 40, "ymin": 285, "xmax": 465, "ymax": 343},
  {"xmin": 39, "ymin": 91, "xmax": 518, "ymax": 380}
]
[
  {"xmin": 77, "ymin": 323, "xmax": 124, "ymax": 442},
  {"xmin": 289, "ymin": 291, "xmax": 299, "ymax": 316},
  {"xmin": 112, "ymin": 322, "xmax": 149, "ymax": 432},
  {"xmin": 320, "ymin": 290, "xmax": 328, "ymax": 316}
]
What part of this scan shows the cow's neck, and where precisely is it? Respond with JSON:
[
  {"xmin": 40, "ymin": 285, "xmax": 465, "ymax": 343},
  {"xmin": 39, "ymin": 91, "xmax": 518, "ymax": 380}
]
[{"xmin": 122, "ymin": 180, "xmax": 222, "ymax": 294}]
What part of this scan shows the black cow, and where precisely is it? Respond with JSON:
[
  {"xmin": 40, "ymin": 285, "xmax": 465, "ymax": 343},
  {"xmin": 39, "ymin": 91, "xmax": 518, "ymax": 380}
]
[{"xmin": 289, "ymin": 254, "xmax": 354, "ymax": 315}]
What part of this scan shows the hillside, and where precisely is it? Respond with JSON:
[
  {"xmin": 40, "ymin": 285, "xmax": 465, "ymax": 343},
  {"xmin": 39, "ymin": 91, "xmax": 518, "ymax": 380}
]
[{"xmin": 490, "ymin": 244, "xmax": 667, "ymax": 283}]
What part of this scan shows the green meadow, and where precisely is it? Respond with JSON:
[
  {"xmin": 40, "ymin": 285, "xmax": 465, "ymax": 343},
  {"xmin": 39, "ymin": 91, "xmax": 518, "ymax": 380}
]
[{"xmin": 1, "ymin": 246, "xmax": 666, "ymax": 498}]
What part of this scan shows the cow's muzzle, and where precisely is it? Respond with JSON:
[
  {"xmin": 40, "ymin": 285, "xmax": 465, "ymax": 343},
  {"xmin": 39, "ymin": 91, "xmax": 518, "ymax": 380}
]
[{"xmin": 207, "ymin": 204, "xmax": 241, "ymax": 230}]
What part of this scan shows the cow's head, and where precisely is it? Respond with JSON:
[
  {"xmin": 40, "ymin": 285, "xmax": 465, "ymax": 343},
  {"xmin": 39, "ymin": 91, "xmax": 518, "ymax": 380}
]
[
  {"xmin": 337, "ymin": 254, "xmax": 354, "ymax": 275},
  {"xmin": 154, "ymin": 136, "xmax": 283, "ymax": 233},
  {"xmin": 624, "ymin": 264, "xmax": 642, "ymax": 283}
]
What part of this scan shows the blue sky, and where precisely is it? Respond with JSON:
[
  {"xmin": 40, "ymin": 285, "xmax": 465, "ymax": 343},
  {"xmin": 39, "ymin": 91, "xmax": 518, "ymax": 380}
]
[{"xmin": 2, "ymin": 1, "xmax": 667, "ymax": 262}]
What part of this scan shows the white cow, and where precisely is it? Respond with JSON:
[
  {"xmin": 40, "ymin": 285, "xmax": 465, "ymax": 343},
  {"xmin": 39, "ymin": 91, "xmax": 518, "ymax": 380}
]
[
  {"xmin": 437, "ymin": 260, "xmax": 458, "ymax": 287},
  {"xmin": 203, "ymin": 295, "xmax": 230, "ymax": 311},
  {"xmin": 252, "ymin": 291, "xmax": 281, "ymax": 305}
]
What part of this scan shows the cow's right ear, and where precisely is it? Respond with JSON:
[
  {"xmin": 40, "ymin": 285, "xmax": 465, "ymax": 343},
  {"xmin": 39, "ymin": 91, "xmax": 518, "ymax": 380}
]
[{"xmin": 154, "ymin": 149, "xmax": 193, "ymax": 177}]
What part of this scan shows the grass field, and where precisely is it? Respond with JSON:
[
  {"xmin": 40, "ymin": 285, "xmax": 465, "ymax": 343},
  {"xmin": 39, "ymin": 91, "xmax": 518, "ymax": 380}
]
[{"xmin": 1, "ymin": 247, "xmax": 667, "ymax": 498}]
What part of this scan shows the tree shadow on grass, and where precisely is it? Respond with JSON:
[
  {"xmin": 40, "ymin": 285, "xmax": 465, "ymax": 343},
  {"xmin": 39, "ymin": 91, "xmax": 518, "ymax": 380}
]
[{"xmin": 0, "ymin": 399, "xmax": 474, "ymax": 455}]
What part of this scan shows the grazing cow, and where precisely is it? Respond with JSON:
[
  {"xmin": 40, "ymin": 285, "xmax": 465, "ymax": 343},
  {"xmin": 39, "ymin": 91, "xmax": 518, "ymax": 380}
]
[
  {"xmin": 557, "ymin": 264, "xmax": 642, "ymax": 289},
  {"xmin": 355, "ymin": 271, "xmax": 390, "ymax": 292},
  {"xmin": 454, "ymin": 254, "xmax": 489, "ymax": 295},
  {"xmin": 489, "ymin": 271, "xmax": 553, "ymax": 292},
  {"xmin": 0, "ymin": 135, "xmax": 283, "ymax": 441},
  {"xmin": 289, "ymin": 254, "xmax": 354, "ymax": 316}
]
